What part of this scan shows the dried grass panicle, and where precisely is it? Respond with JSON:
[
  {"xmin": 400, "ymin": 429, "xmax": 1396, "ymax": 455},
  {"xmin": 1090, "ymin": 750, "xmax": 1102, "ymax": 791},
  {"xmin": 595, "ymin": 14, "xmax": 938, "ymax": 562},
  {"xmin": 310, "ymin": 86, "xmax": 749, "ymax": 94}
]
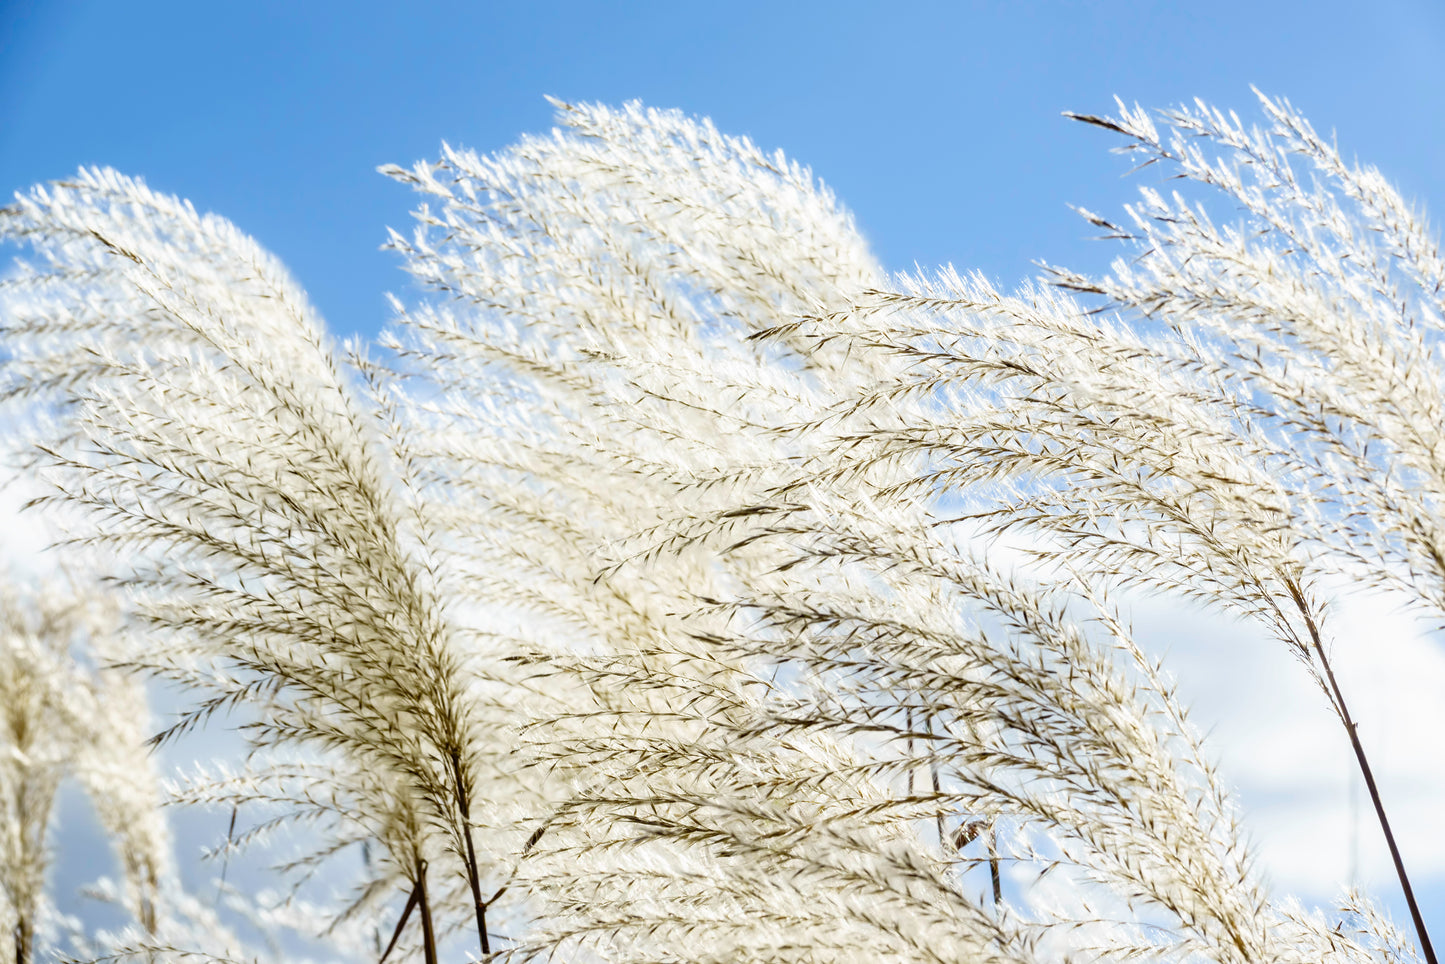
[
  {"xmin": 0, "ymin": 170, "xmax": 517, "ymax": 956},
  {"xmin": 811, "ymin": 92, "xmax": 1443, "ymax": 959},
  {"xmin": 0, "ymin": 579, "xmax": 169, "ymax": 963},
  {"xmin": 0, "ymin": 95, "xmax": 1431, "ymax": 962},
  {"xmin": 1043, "ymin": 93, "xmax": 1445, "ymax": 613},
  {"xmin": 379, "ymin": 99, "xmax": 1415, "ymax": 962}
]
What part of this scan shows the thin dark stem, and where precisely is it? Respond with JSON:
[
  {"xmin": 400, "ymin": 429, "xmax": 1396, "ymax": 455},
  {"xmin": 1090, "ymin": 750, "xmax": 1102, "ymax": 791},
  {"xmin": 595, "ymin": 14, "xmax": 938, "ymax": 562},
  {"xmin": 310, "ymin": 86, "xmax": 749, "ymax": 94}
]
[
  {"xmin": 451, "ymin": 749, "xmax": 491, "ymax": 955},
  {"xmin": 920, "ymin": 710, "xmax": 949, "ymax": 850},
  {"xmin": 987, "ymin": 826, "xmax": 1002, "ymax": 907},
  {"xmin": 906, "ymin": 707, "xmax": 916, "ymax": 799},
  {"xmin": 378, "ymin": 878, "xmax": 420, "ymax": 964},
  {"xmin": 417, "ymin": 858, "xmax": 438, "ymax": 964},
  {"xmin": 930, "ymin": 757, "xmax": 945, "ymax": 849},
  {"xmin": 466, "ymin": 836, "xmax": 491, "ymax": 956},
  {"xmin": 1286, "ymin": 579, "xmax": 1436, "ymax": 964}
]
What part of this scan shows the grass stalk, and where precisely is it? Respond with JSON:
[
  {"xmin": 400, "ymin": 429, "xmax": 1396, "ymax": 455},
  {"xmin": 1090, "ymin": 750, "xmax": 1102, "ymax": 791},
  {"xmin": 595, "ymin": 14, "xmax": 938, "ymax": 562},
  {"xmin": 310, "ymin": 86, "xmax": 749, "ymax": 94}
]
[
  {"xmin": 417, "ymin": 859, "xmax": 438, "ymax": 964},
  {"xmin": 987, "ymin": 827, "xmax": 1001, "ymax": 908},
  {"xmin": 14, "ymin": 918, "xmax": 31, "ymax": 964},
  {"xmin": 450, "ymin": 747, "xmax": 491, "ymax": 956},
  {"xmin": 1286, "ymin": 579, "xmax": 1436, "ymax": 964}
]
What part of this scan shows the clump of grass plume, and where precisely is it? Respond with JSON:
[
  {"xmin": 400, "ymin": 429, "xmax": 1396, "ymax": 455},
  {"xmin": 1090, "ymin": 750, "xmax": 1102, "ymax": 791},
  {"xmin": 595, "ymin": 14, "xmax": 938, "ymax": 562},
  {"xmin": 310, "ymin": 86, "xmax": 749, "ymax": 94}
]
[{"xmin": 0, "ymin": 95, "xmax": 1434, "ymax": 963}]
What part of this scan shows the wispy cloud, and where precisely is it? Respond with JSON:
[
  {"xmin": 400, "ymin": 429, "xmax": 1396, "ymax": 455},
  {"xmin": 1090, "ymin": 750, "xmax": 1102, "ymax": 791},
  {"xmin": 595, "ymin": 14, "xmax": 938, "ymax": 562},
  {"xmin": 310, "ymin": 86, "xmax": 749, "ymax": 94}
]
[{"xmin": 1135, "ymin": 590, "xmax": 1445, "ymax": 906}]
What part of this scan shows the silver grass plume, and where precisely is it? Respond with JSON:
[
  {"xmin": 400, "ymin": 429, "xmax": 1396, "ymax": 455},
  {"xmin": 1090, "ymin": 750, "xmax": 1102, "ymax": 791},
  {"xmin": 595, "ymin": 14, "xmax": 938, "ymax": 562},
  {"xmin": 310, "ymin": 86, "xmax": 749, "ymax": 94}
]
[
  {"xmin": 380, "ymin": 100, "xmax": 1408, "ymax": 962},
  {"xmin": 796, "ymin": 91, "xmax": 1442, "ymax": 959},
  {"xmin": 0, "ymin": 94, "xmax": 1424, "ymax": 963},
  {"xmin": 1050, "ymin": 91, "xmax": 1445, "ymax": 962},
  {"xmin": 377, "ymin": 97, "xmax": 894, "ymax": 958},
  {"xmin": 0, "ymin": 578, "xmax": 169, "ymax": 964},
  {"xmin": 0, "ymin": 170, "xmax": 515, "ymax": 960}
]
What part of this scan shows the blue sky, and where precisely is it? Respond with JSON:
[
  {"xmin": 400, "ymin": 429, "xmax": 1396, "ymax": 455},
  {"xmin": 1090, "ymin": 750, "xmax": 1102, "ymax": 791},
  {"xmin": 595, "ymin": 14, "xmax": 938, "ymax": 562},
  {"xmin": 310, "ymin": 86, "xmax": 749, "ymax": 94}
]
[
  {"xmin": 5, "ymin": 0, "xmax": 1445, "ymax": 345},
  {"xmin": 6, "ymin": 0, "xmax": 1445, "ymax": 951}
]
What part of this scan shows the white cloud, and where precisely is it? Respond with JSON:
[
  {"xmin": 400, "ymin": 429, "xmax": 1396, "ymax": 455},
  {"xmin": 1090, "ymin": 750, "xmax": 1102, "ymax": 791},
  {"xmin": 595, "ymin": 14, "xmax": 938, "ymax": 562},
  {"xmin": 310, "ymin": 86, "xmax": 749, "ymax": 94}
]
[{"xmin": 1131, "ymin": 588, "xmax": 1445, "ymax": 910}]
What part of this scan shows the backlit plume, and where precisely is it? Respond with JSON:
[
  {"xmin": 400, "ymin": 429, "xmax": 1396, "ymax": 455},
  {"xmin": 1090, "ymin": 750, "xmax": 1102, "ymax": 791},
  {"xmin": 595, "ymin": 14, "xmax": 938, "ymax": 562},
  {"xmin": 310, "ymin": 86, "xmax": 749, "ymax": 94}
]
[{"xmin": 0, "ymin": 94, "xmax": 1434, "ymax": 962}]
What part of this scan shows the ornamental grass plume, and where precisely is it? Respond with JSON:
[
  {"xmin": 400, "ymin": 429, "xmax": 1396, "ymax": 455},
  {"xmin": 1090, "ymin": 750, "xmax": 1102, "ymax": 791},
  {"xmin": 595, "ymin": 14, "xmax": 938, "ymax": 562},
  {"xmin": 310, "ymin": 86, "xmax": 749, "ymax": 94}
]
[
  {"xmin": 787, "ymin": 91, "xmax": 1445, "ymax": 959},
  {"xmin": 374, "ymin": 98, "xmax": 902, "ymax": 958},
  {"xmin": 377, "ymin": 99, "xmax": 1419, "ymax": 962},
  {"xmin": 0, "ymin": 172, "xmax": 526, "ymax": 961},
  {"xmin": 0, "ymin": 578, "xmax": 169, "ymax": 964},
  {"xmin": 0, "ymin": 95, "xmax": 1431, "ymax": 963}
]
